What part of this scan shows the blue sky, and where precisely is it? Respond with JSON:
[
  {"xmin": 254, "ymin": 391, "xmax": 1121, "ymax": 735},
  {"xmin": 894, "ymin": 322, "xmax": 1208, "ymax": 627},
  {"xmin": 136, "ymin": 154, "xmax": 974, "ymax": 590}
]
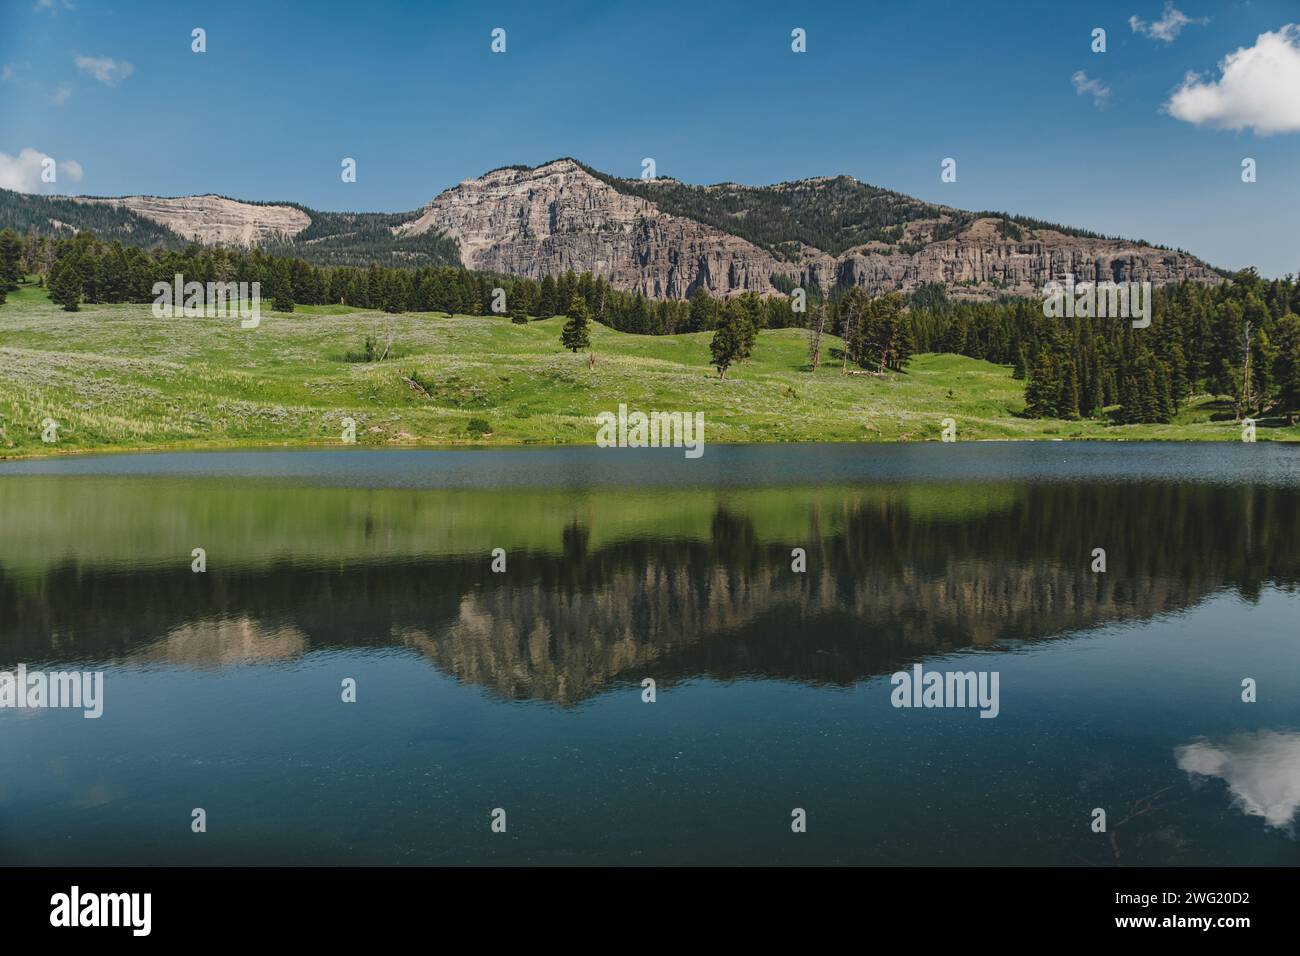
[{"xmin": 1, "ymin": 0, "xmax": 1298, "ymax": 276}]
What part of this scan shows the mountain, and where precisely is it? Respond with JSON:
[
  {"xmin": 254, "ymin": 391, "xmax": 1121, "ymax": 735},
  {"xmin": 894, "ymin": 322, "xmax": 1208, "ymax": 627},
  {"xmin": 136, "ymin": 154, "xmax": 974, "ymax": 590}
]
[
  {"xmin": 0, "ymin": 190, "xmax": 460, "ymax": 269},
  {"xmin": 0, "ymin": 158, "xmax": 1223, "ymax": 299}
]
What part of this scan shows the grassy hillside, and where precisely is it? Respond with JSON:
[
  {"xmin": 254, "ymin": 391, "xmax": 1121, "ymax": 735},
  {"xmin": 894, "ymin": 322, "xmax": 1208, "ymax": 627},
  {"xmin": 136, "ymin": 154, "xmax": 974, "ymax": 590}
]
[{"xmin": 0, "ymin": 283, "xmax": 1294, "ymax": 457}]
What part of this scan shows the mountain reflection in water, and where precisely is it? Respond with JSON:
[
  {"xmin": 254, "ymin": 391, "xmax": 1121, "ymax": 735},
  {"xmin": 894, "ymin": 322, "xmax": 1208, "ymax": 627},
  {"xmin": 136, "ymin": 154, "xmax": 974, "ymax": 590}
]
[{"xmin": 3, "ymin": 477, "xmax": 1296, "ymax": 703}]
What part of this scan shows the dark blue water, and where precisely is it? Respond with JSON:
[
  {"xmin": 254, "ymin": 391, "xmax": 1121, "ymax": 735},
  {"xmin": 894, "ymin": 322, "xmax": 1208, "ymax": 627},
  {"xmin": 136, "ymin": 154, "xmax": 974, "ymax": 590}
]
[{"xmin": 1, "ymin": 443, "xmax": 1297, "ymax": 864}]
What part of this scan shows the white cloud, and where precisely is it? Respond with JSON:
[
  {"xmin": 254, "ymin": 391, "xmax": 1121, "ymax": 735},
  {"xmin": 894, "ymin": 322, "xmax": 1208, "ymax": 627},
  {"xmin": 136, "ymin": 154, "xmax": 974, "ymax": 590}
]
[
  {"xmin": 1166, "ymin": 25, "xmax": 1300, "ymax": 135},
  {"xmin": 34, "ymin": 0, "xmax": 75, "ymax": 13},
  {"xmin": 1130, "ymin": 3, "xmax": 1209, "ymax": 43},
  {"xmin": 0, "ymin": 148, "xmax": 83, "ymax": 193},
  {"xmin": 1071, "ymin": 70, "xmax": 1111, "ymax": 107},
  {"xmin": 49, "ymin": 85, "xmax": 72, "ymax": 107},
  {"xmin": 1176, "ymin": 729, "xmax": 1300, "ymax": 830},
  {"xmin": 74, "ymin": 54, "xmax": 133, "ymax": 86},
  {"xmin": 0, "ymin": 149, "xmax": 53, "ymax": 192},
  {"xmin": 1, "ymin": 65, "xmax": 14, "ymax": 82}
]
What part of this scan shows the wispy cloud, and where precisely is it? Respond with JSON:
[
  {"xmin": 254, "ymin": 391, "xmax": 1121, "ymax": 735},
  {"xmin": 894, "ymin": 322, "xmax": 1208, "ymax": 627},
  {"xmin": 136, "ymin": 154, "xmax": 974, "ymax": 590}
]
[
  {"xmin": 0, "ymin": 148, "xmax": 84, "ymax": 193},
  {"xmin": 74, "ymin": 54, "xmax": 133, "ymax": 86},
  {"xmin": 1166, "ymin": 24, "xmax": 1300, "ymax": 135},
  {"xmin": 49, "ymin": 85, "xmax": 72, "ymax": 107},
  {"xmin": 34, "ymin": 0, "xmax": 76, "ymax": 14},
  {"xmin": 1071, "ymin": 70, "xmax": 1111, "ymax": 108},
  {"xmin": 1130, "ymin": 2, "xmax": 1209, "ymax": 43}
]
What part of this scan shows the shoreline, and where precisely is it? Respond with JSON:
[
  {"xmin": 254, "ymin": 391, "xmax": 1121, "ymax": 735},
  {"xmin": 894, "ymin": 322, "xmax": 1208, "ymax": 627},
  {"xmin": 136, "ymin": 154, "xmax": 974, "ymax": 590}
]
[{"xmin": 3, "ymin": 432, "xmax": 1297, "ymax": 464}]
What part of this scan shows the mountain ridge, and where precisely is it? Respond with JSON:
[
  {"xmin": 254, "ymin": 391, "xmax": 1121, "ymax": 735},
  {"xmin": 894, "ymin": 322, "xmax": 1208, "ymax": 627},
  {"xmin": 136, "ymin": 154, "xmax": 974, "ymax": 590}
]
[{"xmin": 0, "ymin": 157, "xmax": 1225, "ymax": 299}]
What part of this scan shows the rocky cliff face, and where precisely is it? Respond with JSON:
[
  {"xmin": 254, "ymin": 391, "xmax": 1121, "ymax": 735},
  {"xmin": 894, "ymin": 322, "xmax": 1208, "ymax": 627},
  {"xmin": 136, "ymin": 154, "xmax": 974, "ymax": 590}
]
[
  {"xmin": 397, "ymin": 159, "xmax": 780, "ymax": 298},
  {"xmin": 826, "ymin": 218, "xmax": 1223, "ymax": 301},
  {"xmin": 399, "ymin": 159, "xmax": 1221, "ymax": 300},
  {"xmin": 73, "ymin": 193, "xmax": 310, "ymax": 246}
]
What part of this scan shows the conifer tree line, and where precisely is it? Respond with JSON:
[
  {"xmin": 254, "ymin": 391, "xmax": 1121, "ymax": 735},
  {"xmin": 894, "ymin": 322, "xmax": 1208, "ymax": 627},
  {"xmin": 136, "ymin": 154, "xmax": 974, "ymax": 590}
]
[
  {"xmin": 1, "ymin": 228, "xmax": 812, "ymax": 333},
  {"xmin": 902, "ymin": 274, "xmax": 1300, "ymax": 422},
  {"xmin": 4, "ymin": 227, "xmax": 1298, "ymax": 422}
]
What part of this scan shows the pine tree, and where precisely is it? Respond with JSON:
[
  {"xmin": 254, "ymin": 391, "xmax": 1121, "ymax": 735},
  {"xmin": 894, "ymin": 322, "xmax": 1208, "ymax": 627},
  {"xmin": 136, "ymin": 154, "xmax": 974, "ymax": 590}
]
[
  {"xmin": 414, "ymin": 272, "xmax": 435, "ymax": 312},
  {"xmin": 1012, "ymin": 345, "xmax": 1029, "ymax": 380},
  {"xmin": 380, "ymin": 271, "xmax": 404, "ymax": 313},
  {"xmin": 1272, "ymin": 314, "xmax": 1300, "ymax": 414},
  {"xmin": 710, "ymin": 300, "xmax": 754, "ymax": 378},
  {"xmin": 556, "ymin": 270, "xmax": 576, "ymax": 316},
  {"xmin": 688, "ymin": 285, "xmax": 716, "ymax": 332},
  {"xmin": 47, "ymin": 258, "xmax": 82, "ymax": 311},
  {"xmin": 0, "ymin": 228, "xmax": 24, "ymax": 291},
  {"xmin": 1024, "ymin": 350, "xmax": 1059, "ymax": 417},
  {"xmin": 537, "ymin": 275, "xmax": 558, "ymax": 318},
  {"xmin": 74, "ymin": 252, "xmax": 98, "ymax": 304},
  {"xmin": 1057, "ymin": 358, "xmax": 1080, "ymax": 418},
  {"xmin": 268, "ymin": 260, "xmax": 295, "ymax": 313},
  {"xmin": 1083, "ymin": 349, "xmax": 1105, "ymax": 417},
  {"xmin": 561, "ymin": 295, "xmax": 590, "ymax": 353},
  {"xmin": 1166, "ymin": 342, "xmax": 1190, "ymax": 408},
  {"xmin": 1157, "ymin": 358, "xmax": 1175, "ymax": 422},
  {"xmin": 366, "ymin": 264, "xmax": 384, "ymax": 310},
  {"xmin": 1209, "ymin": 300, "xmax": 1244, "ymax": 397},
  {"xmin": 852, "ymin": 293, "xmax": 913, "ymax": 372}
]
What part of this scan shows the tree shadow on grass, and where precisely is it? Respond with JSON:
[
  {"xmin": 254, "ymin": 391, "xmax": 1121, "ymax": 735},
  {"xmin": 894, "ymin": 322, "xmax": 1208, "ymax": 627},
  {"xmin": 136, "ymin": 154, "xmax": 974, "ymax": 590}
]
[{"xmin": 1203, "ymin": 398, "xmax": 1237, "ymax": 423}]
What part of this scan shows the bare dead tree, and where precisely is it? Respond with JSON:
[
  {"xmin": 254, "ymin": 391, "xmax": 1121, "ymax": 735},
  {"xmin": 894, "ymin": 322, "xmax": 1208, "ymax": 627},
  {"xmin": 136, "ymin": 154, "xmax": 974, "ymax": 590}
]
[
  {"xmin": 1237, "ymin": 318, "xmax": 1254, "ymax": 419},
  {"xmin": 808, "ymin": 301, "xmax": 826, "ymax": 371},
  {"xmin": 375, "ymin": 317, "xmax": 396, "ymax": 363},
  {"xmin": 841, "ymin": 292, "xmax": 864, "ymax": 374}
]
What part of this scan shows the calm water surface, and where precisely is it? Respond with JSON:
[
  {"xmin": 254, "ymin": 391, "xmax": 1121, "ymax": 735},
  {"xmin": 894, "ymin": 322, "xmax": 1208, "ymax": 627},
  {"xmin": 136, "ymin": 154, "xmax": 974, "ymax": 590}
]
[{"xmin": 1, "ymin": 443, "xmax": 1298, "ymax": 865}]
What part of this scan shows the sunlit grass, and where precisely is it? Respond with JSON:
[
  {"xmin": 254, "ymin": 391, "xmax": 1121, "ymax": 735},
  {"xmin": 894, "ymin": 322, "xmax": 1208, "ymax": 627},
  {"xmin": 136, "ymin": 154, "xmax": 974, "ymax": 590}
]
[{"xmin": 1, "ymin": 291, "xmax": 1295, "ymax": 457}]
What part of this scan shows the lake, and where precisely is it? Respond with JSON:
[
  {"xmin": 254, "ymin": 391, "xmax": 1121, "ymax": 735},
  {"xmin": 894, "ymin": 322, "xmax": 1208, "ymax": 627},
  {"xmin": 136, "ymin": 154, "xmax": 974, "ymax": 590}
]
[{"xmin": 1, "ymin": 442, "xmax": 1298, "ymax": 865}]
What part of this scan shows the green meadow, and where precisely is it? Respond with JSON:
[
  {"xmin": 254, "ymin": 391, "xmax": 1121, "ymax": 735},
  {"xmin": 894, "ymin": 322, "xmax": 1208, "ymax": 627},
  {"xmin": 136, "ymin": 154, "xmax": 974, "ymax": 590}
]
[{"xmin": 1, "ymin": 282, "xmax": 1295, "ymax": 457}]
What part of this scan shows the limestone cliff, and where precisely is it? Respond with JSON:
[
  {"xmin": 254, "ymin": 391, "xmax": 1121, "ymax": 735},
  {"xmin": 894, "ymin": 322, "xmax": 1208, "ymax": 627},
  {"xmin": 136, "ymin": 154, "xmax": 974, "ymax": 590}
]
[
  {"xmin": 397, "ymin": 159, "xmax": 778, "ymax": 298},
  {"xmin": 73, "ymin": 193, "xmax": 310, "ymax": 246}
]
